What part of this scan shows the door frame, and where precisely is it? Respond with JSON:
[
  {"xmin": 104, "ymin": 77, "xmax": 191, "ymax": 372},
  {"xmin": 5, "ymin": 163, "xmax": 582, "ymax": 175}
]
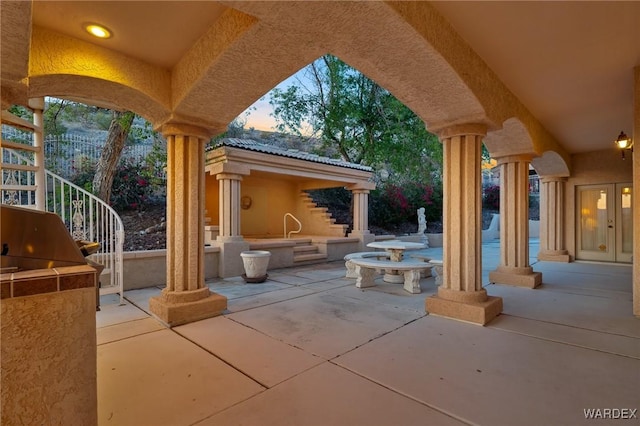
[{"xmin": 576, "ymin": 183, "xmax": 633, "ymax": 263}]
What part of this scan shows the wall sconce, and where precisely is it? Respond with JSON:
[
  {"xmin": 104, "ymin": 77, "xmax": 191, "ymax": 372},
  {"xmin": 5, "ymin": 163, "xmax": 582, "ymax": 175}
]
[{"xmin": 614, "ymin": 131, "xmax": 633, "ymax": 159}]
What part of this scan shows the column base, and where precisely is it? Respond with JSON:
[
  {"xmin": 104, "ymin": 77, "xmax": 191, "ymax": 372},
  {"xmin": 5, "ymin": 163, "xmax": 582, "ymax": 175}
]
[
  {"xmin": 489, "ymin": 269, "xmax": 542, "ymax": 288},
  {"xmin": 149, "ymin": 287, "xmax": 227, "ymax": 327},
  {"xmin": 426, "ymin": 293, "xmax": 502, "ymax": 325},
  {"xmin": 538, "ymin": 250, "xmax": 571, "ymax": 263}
]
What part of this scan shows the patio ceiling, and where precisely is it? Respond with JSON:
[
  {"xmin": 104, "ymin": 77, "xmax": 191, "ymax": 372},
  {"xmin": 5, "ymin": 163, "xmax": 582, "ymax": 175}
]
[
  {"xmin": 5, "ymin": 1, "xmax": 640, "ymax": 155},
  {"xmin": 431, "ymin": 1, "xmax": 640, "ymax": 154}
]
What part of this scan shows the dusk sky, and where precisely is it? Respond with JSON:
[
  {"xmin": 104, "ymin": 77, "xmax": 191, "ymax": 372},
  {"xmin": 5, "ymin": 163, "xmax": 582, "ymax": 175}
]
[{"xmin": 241, "ymin": 68, "xmax": 308, "ymax": 132}]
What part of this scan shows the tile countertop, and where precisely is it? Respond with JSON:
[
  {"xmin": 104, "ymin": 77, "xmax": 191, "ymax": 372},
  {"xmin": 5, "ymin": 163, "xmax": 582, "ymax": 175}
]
[{"xmin": 1, "ymin": 264, "xmax": 97, "ymax": 299}]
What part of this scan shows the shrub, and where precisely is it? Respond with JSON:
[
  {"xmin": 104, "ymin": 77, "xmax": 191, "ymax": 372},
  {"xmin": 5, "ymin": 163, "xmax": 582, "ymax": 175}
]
[
  {"xmin": 369, "ymin": 181, "xmax": 442, "ymax": 228},
  {"xmin": 483, "ymin": 184, "xmax": 500, "ymax": 210},
  {"xmin": 69, "ymin": 156, "xmax": 155, "ymax": 211},
  {"xmin": 109, "ymin": 157, "xmax": 153, "ymax": 211}
]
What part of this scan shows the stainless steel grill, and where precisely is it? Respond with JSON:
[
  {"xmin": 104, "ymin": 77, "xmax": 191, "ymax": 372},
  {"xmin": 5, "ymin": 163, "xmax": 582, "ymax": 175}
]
[{"xmin": 1, "ymin": 204, "xmax": 103, "ymax": 308}]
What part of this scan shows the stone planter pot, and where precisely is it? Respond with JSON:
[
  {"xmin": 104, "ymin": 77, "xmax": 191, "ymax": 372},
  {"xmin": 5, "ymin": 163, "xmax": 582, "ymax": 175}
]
[{"xmin": 240, "ymin": 250, "xmax": 271, "ymax": 283}]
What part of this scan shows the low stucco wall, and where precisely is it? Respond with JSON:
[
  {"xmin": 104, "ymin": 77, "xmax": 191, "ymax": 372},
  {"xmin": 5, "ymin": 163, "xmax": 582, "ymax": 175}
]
[
  {"xmin": 121, "ymin": 247, "xmax": 220, "ymax": 290},
  {"xmin": 1, "ymin": 287, "xmax": 97, "ymax": 425},
  {"xmin": 313, "ymin": 236, "xmax": 361, "ymax": 261},
  {"xmin": 395, "ymin": 220, "xmax": 540, "ymax": 246},
  {"xmin": 247, "ymin": 240, "xmax": 296, "ymax": 269}
]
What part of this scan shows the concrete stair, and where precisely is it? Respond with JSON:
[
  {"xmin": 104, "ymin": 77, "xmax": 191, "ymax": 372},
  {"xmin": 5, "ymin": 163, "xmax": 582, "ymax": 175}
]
[
  {"xmin": 292, "ymin": 240, "xmax": 327, "ymax": 264},
  {"xmin": 299, "ymin": 193, "xmax": 349, "ymax": 237}
]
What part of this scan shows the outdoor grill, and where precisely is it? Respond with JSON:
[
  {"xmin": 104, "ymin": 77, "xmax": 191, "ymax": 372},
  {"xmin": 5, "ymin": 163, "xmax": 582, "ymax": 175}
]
[{"xmin": 1, "ymin": 204, "xmax": 103, "ymax": 309}]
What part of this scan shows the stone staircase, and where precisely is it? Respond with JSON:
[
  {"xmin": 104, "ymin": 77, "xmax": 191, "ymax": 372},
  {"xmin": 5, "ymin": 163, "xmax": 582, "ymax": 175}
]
[
  {"xmin": 299, "ymin": 192, "xmax": 349, "ymax": 237},
  {"xmin": 292, "ymin": 238, "xmax": 327, "ymax": 264}
]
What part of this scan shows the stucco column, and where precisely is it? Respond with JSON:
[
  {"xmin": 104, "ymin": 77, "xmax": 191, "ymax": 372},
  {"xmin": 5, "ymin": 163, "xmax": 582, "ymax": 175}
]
[
  {"xmin": 352, "ymin": 189, "xmax": 369, "ymax": 234},
  {"xmin": 489, "ymin": 155, "xmax": 542, "ymax": 288},
  {"xmin": 213, "ymin": 172, "xmax": 250, "ymax": 277},
  {"xmin": 28, "ymin": 97, "xmax": 46, "ymax": 211},
  {"xmin": 425, "ymin": 124, "xmax": 502, "ymax": 325},
  {"xmin": 348, "ymin": 184, "xmax": 376, "ymax": 250},
  {"xmin": 538, "ymin": 177, "xmax": 570, "ymax": 262},
  {"xmin": 217, "ymin": 173, "xmax": 244, "ymax": 241},
  {"xmin": 149, "ymin": 123, "xmax": 226, "ymax": 326}
]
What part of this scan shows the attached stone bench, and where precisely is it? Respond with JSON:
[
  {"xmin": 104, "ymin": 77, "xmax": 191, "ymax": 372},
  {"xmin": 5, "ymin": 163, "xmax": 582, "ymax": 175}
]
[
  {"xmin": 344, "ymin": 251, "xmax": 391, "ymax": 278},
  {"xmin": 409, "ymin": 254, "xmax": 435, "ymax": 278},
  {"xmin": 349, "ymin": 257, "xmax": 435, "ymax": 294},
  {"xmin": 406, "ymin": 256, "xmax": 444, "ymax": 284}
]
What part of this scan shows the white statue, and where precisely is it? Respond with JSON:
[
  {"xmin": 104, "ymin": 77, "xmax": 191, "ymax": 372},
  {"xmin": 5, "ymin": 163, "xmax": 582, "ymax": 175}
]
[{"xmin": 417, "ymin": 207, "xmax": 427, "ymax": 234}]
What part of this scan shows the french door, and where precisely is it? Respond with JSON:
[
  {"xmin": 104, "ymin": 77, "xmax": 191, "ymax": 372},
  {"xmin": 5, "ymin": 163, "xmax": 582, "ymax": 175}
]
[{"xmin": 576, "ymin": 183, "xmax": 633, "ymax": 263}]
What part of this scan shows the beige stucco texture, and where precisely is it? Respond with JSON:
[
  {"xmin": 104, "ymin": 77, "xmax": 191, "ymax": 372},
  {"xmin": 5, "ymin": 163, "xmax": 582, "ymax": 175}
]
[
  {"xmin": 1, "ymin": 288, "xmax": 97, "ymax": 425},
  {"xmin": 7, "ymin": 0, "xmax": 566, "ymax": 163}
]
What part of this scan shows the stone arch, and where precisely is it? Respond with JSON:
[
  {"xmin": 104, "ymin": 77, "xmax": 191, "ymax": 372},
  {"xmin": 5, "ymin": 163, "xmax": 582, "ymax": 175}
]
[
  {"xmin": 531, "ymin": 151, "xmax": 571, "ymax": 177},
  {"xmin": 27, "ymin": 26, "xmax": 171, "ymax": 125},
  {"xmin": 18, "ymin": 0, "xmax": 569, "ymax": 166},
  {"xmin": 484, "ymin": 118, "xmax": 536, "ymax": 158},
  {"xmin": 28, "ymin": 74, "xmax": 170, "ymax": 125},
  {"xmin": 484, "ymin": 118, "xmax": 571, "ymax": 176},
  {"xmin": 168, "ymin": 1, "xmax": 489, "ymax": 133}
]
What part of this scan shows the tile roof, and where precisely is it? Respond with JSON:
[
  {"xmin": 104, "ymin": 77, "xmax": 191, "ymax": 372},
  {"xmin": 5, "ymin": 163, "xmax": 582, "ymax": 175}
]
[{"xmin": 209, "ymin": 138, "xmax": 372, "ymax": 172}]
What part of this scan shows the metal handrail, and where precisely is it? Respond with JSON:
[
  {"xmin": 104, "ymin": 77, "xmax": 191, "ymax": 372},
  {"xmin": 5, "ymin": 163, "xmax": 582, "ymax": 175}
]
[
  {"xmin": 45, "ymin": 171, "xmax": 124, "ymax": 304},
  {"xmin": 284, "ymin": 212, "xmax": 302, "ymax": 238}
]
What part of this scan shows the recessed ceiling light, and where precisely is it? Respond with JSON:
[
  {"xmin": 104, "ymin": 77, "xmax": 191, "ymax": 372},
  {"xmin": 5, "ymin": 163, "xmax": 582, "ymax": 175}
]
[{"xmin": 84, "ymin": 23, "xmax": 112, "ymax": 39}]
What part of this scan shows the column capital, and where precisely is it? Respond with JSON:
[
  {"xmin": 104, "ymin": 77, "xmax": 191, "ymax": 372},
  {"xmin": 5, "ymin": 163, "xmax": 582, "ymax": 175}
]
[
  {"xmin": 160, "ymin": 122, "xmax": 215, "ymax": 140},
  {"xmin": 206, "ymin": 162, "xmax": 250, "ymax": 176},
  {"xmin": 347, "ymin": 181, "xmax": 376, "ymax": 191},
  {"xmin": 215, "ymin": 173, "xmax": 244, "ymax": 181},
  {"xmin": 438, "ymin": 123, "xmax": 487, "ymax": 140},
  {"xmin": 347, "ymin": 185, "xmax": 374, "ymax": 193},
  {"xmin": 495, "ymin": 153, "xmax": 536, "ymax": 165},
  {"xmin": 28, "ymin": 97, "xmax": 45, "ymax": 110}
]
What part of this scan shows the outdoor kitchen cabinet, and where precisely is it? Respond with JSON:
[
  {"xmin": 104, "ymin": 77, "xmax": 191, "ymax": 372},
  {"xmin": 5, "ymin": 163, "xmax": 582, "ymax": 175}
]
[{"xmin": 1, "ymin": 205, "xmax": 99, "ymax": 425}]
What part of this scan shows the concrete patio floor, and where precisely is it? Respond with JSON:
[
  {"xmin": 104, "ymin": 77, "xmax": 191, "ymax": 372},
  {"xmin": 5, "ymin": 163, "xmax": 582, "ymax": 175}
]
[{"xmin": 96, "ymin": 239, "xmax": 639, "ymax": 426}]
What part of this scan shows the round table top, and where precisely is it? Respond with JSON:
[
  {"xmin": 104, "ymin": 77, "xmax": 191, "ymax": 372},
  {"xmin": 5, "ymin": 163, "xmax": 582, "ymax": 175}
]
[{"xmin": 366, "ymin": 240, "xmax": 426, "ymax": 250}]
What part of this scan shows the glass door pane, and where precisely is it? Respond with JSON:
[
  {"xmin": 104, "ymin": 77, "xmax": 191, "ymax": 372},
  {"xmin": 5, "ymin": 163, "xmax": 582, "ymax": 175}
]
[
  {"xmin": 616, "ymin": 183, "xmax": 633, "ymax": 263},
  {"xmin": 577, "ymin": 185, "xmax": 614, "ymax": 261}
]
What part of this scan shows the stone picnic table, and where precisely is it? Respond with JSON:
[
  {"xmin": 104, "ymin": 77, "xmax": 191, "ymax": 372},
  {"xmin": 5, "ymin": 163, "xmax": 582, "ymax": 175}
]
[
  {"xmin": 366, "ymin": 240, "xmax": 427, "ymax": 283},
  {"xmin": 343, "ymin": 240, "xmax": 438, "ymax": 294},
  {"xmin": 366, "ymin": 240, "xmax": 426, "ymax": 262}
]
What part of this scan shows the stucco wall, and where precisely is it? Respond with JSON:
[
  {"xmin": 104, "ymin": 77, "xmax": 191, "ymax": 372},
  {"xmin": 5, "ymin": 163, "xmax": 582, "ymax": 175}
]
[
  {"xmin": 565, "ymin": 149, "xmax": 633, "ymax": 260},
  {"xmin": 241, "ymin": 176, "xmax": 298, "ymax": 236},
  {"xmin": 1, "ymin": 288, "xmax": 97, "ymax": 425},
  {"xmin": 206, "ymin": 174, "xmax": 340, "ymax": 237},
  {"xmin": 122, "ymin": 247, "xmax": 220, "ymax": 290}
]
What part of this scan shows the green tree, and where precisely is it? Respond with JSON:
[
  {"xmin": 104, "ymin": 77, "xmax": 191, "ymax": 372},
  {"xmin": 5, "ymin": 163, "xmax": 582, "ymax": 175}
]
[
  {"xmin": 92, "ymin": 110, "xmax": 135, "ymax": 203},
  {"xmin": 269, "ymin": 55, "xmax": 442, "ymax": 184}
]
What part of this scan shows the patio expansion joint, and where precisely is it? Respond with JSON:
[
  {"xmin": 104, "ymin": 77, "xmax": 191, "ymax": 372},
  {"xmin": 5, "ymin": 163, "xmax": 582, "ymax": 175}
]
[
  {"xmin": 269, "ymin": 276, "xmax": 347, "ymax": 288},
  {"xmin": 221, "ymin": 316, "xmax": 342, "ymax": 367},
  {"xmin": 327, "ymin": 361, "xmax": 474, "ymax": 426},
  {"xmin": 492, "ymin": 313, "xmax": 640, "ymax": 360},
  {"xmin": 534, "ymin": 285, "xmax": 632, "ymax": 299},
  {"xmin": 485, "ymin": 282, "xmax": 631, "ymax": 301},
  {"xmin": 170, "ymin": 326, "xmax": 271, "ymax": 390},
  {"xmin": 122, "ymin": 293, "xmax": 156, "ymax": 315},
  {"xmin": 96, "ymin": 317, "xmax": 165, "ymax": 346},
  {"xmin": 330, "ymin": 314, "xmax": 427, "ymax": 361},
  {"xmin": 334, "ymin": 290, "xmax": 428, "ymax": 315},
  {"xmin": 224, "ymin": 281, "xmax": 354, "ymax": 314}
]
